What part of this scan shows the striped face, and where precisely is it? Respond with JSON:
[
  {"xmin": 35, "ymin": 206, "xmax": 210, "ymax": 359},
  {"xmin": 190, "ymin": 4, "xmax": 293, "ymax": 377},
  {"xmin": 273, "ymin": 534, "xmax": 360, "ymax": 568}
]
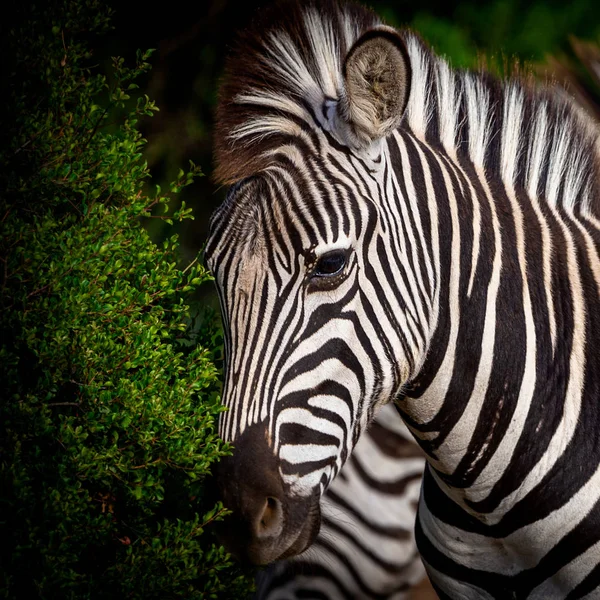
[
  {"xmin": 205, "ymin": 9, "xmax": 422, "ymax": 565},
  {"xmin": 206, "ymin": 163, "xmax": 412, "ymax": 487},
  {"xmin": 205, "ymin": 133, "xmax": 426, "ymax": 562}
]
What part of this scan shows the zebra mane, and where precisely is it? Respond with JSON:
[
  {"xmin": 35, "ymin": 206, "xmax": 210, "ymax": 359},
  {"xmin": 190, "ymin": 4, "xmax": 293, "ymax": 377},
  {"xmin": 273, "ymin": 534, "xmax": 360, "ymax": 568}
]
[{"xmin": 214, "ymin": 0, "xmax": 600, "ymax": 215}]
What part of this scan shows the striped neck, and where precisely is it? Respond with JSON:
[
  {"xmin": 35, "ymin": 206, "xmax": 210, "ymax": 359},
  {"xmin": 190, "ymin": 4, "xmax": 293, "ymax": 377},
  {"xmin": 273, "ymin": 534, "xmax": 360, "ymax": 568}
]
[{"xmin": 391, "ymin": 118, "xmax": 600, "ymax": 522}]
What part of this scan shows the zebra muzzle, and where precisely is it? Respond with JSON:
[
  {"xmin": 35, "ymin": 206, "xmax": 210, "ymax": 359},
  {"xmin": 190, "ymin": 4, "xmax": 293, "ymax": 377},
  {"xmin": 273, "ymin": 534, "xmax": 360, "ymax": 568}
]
[{"xmin": 215, "ymin": 422, "xmax": 322, "ymax": 565}]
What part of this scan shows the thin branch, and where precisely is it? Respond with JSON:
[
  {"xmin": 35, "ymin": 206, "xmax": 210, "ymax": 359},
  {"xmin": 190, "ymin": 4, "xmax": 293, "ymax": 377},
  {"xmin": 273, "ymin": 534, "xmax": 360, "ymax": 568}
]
[{"xmin": 182, "ymin": 256, "xmax": 199, "ymax": 275}]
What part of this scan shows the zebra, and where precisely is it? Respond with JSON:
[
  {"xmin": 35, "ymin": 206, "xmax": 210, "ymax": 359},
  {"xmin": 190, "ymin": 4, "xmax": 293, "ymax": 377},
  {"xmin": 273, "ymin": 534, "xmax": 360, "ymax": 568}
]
[
  {"xmin": 205, "ymin": 0, "xmax": 600, "ymax": 597},
  {"xmin": 255, "ymin": 403, "xmax": 429, "ymax": 600}
]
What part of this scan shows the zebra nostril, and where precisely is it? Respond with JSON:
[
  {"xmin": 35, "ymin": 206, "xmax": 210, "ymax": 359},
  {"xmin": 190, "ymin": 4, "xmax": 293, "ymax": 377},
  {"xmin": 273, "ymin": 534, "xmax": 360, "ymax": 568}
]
[{"xmin": 256, "ymin": 496, "xmax": 283, "ymax": 539}]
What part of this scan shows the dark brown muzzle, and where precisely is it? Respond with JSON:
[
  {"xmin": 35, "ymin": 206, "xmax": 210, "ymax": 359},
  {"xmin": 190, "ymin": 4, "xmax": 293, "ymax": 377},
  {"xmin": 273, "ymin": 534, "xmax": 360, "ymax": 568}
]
[{"xmin": 216, "ymin": 422, "xmax": 321, "ymax": 565}]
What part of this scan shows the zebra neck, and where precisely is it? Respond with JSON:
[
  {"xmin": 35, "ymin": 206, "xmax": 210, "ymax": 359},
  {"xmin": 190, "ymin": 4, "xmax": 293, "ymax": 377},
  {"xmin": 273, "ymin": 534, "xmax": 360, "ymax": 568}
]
[{"xmin": 391, "ymin": 127, "xmax": 600, "ymax": 522}]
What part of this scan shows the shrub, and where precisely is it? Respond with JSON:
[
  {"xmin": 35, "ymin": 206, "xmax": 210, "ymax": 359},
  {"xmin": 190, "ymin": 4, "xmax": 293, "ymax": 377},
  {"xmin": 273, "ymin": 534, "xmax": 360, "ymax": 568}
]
[{"xmin": 0, "ymin": 1, "xmax": 252, "ymax": 597}]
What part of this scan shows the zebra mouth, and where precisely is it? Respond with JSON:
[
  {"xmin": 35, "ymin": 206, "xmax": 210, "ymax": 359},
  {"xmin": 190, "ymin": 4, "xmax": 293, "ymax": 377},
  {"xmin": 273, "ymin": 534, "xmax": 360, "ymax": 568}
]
[
  {"xmin": 218, "ymin": 501, "xmax": 321, "ymax": 566},
  {"xmin": 273, "ymin": 499, "xmax": 322, "ymax": 562}
]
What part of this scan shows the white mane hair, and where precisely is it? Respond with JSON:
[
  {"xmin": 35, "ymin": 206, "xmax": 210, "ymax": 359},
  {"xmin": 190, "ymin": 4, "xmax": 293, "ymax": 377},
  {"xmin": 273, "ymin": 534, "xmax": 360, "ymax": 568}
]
[{"xmin": 214, "ymin": 0, "xmax": 600, "ymax": 216}]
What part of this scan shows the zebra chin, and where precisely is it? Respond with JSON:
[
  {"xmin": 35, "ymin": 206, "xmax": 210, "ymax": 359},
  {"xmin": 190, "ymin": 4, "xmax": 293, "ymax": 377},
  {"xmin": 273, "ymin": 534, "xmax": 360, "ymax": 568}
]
[{"xmin": 215, "ymin": 422, "xmax": 322, "ymax": 565}]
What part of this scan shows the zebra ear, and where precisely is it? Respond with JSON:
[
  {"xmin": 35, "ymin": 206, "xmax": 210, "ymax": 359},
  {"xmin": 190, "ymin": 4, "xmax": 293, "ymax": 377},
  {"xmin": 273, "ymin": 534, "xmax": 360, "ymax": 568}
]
[{"xmin": 341, "ymin": 29, "xmax": 411, "ymax": 145}]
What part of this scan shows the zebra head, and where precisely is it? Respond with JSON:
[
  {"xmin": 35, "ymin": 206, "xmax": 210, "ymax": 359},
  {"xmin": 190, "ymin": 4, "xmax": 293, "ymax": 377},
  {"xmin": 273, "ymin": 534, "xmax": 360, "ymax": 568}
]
[{"xmin": 205, "ymin": 2, "xmax": 433, "ymax": 565}]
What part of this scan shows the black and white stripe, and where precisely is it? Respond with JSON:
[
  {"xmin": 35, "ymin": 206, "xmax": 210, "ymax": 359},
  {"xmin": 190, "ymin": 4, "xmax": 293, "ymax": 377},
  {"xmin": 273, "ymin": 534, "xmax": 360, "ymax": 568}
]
[
  {"xmin": 256, "ymin": 404, "xmax": 426, "ymax": 599},
  {"xmin": 207, "ymin": 0, "xmax": 600, "ymax": 596}
]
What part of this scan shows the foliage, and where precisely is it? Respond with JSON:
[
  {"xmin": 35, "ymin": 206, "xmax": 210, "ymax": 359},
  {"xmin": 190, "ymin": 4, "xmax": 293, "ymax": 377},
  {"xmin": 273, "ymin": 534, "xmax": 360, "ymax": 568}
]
[
  {"xmin": 0, "ymin": 2, "xmax": 252, "ymax": 598},
  {"xmin": 376, "ymin": 0, "xmax": 600, "ymax": 69}
]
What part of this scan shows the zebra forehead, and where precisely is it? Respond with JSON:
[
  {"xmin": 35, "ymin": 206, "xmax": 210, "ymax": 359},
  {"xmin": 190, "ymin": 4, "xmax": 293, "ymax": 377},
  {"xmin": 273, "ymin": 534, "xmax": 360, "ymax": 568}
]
[
  {"xmin": 208, "ymin": 173, "xmax": 313, "ymax": 270},
  {"xmin": 212, "ymin": 166, "xmax": 356, "ymax": 259}
]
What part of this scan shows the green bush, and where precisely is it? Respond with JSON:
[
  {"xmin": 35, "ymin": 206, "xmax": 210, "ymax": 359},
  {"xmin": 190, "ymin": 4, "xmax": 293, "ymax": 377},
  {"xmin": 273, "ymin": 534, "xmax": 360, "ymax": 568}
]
[{"xmin": 0, "ymin": 2, "xmax": 251, "ymax": 598}]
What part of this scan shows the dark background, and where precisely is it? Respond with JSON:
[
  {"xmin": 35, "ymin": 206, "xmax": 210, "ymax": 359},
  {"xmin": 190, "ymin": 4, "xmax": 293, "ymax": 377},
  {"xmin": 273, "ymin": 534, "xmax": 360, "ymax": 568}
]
[{"xmin": 99, "ymin": 0, "xmax": 600, "ymax": 266}]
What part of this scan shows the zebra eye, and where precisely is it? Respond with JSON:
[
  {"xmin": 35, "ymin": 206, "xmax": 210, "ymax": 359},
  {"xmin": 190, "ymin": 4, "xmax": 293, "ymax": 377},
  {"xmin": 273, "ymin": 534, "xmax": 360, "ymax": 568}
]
[{"xmin": 314, "ymin": 250, "xmax": 347, "ymax": 277}]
